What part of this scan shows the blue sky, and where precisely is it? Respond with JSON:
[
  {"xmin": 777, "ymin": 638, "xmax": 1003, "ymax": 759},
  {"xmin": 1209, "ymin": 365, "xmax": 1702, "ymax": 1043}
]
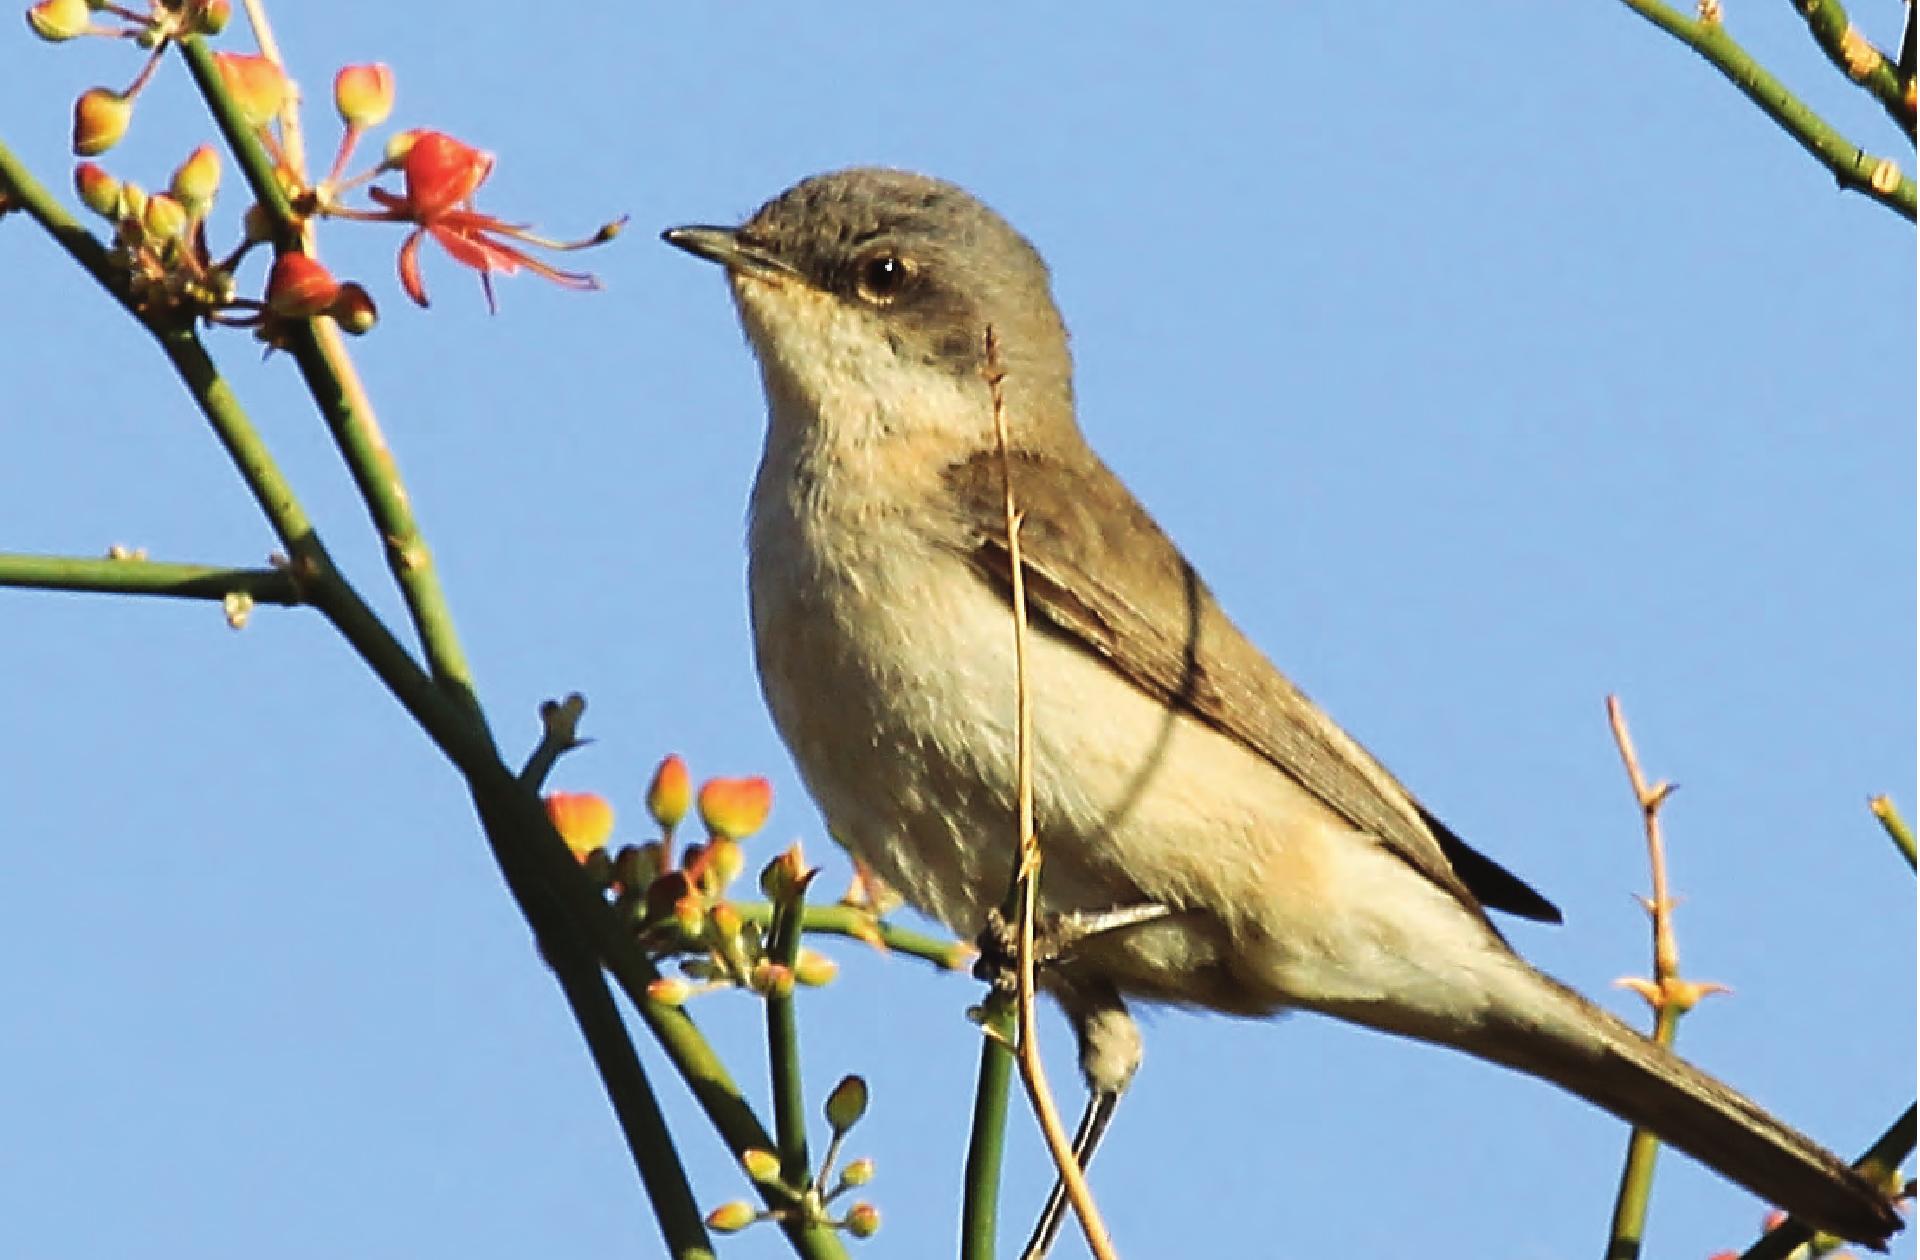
[{"xmin": 2, "ymin": 3, "xmax": 1912, "ymax": 1258}]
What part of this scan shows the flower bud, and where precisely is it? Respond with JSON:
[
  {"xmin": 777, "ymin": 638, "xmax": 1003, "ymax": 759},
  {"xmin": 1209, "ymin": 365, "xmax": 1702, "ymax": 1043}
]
[
  {"xmin": 793, "ymin": 948, "xmax": 838, "ymax": 987},
  {"xmin": 840, "ymin": 1157, "xmax": 875, "ymax": 1188},
  {"xmin": 646, "ymin": 976, "xmax": 693, "ymax": 1006},
  {"xmin": 698, "ymin": 776, "xmax": 772, "ymax": 840},
  {"xmin": 646, "ymin": 753, "xmax": 692, "ymax": 831},
  {"xmin": 265, "ymin": 251, "xmax": 341, "ymax": 318},
  {"xmin": 72, "ymin": 162, "xmax": 120, "ymax": 218},
  {"xmin": 193, "ymin": 0, "xmax": 230, "ymax": 34},
  {"xmin": 169, "ymin": 144, "xmax": 220, "ymax": 212},
  {"xmin": 213, "ymin": 52, "xmax": 289, "ymax": 127},
  {"xmin": 116, "ymin": 180, "xmax": 147, "ymax": 226},
  {"xmin": 72, "ymin": 88, "xmax": 132, "ymax": 157},
  {"xmin": 752, "ymin": 961, "xmax": 794, "ymax": 998},
  {"xmin": 844, "ymin": 1202, "xmax": 880, "ymax": 1239},
  {"xmin": 544, "ymin": 791, "xmax": 615, "ymax": 859},
  {"xmin": 824, "ymin": 1074, "xmax": 869, "ymax": 1135},
  {"xmin": 332, "ymin": 62, "xmax": 395, "ymax": 129},
  {"xmin": 705, "ymin": 1201, "xmax": 757, "ymax": 1234},
  {"xmin": 740, "ymin": 1148, "xmax": 782, "ymax": 1184},
  {"xmin": 142, "ymin": 192, "xmax": 187, "ymax": 242},
  {"xmin": 27, "ymin": 0, "xmax": 88, "ymax": 39},
  {"xmin": 759, "ymin": 842, "xmax": 810, "ymax": 901},
  {"xmin": 329, "ymin": 282, "xmax": 378, "ymax": 334},
  {"xmin": 381, "ymin": 128, "xmax": 419, "ymax": 169},
  {"xmin": 703, "ymin": 837, "xmax": 744, "ymax": 892}
]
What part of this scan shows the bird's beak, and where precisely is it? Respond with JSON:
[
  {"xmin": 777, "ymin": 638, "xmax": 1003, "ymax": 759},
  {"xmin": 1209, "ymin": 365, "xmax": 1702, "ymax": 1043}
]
[{"xmin": 660, "ymin": 225, "xmax": 798, "ymax": 282}]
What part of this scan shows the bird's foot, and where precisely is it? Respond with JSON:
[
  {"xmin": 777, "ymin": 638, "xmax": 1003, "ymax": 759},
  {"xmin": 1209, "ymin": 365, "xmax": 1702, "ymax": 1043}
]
[{"xmin": 973, "ymin": 902, "xmax": 1171, "ymax": 991}]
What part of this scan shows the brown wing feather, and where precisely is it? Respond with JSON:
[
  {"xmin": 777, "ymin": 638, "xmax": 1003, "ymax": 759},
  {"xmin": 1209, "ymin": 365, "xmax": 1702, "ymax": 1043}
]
[{"xmin": 940, "ymin": 447, "xmax": 1559, "ymax": 925}]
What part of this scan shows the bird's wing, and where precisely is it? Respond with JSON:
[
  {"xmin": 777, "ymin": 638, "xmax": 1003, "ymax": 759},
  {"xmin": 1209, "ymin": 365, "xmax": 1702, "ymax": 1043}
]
[{"xmin": 938, "ymin": 447, "xmax": 1560, "ymax": 925}]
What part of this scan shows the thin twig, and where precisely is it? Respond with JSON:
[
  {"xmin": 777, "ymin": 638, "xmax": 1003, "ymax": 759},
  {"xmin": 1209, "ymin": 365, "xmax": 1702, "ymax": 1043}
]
[
  {"xmin": 987, "ymin": 328, "xmax": 1117, "ymax": 1260},
  {"xmin": 1602, "ymin": 696, "xmax": 1725, "ymax": 1260},
  {"xmin": 1615, "ymin": 0, "xmax": 1916, "ymax": 218}
]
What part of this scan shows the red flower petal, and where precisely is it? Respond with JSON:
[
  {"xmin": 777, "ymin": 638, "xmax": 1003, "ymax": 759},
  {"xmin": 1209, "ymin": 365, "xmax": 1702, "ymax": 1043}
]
[{"xmin": 396, "ymin": 228, "xmax": 429, "ymax": 307}]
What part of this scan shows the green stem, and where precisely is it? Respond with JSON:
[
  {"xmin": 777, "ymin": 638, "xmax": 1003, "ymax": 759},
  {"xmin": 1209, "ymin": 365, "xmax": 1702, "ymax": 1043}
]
[
  {"xmin": 726, "ymin": 902, "xmax": 972, "ymax": 972},
  {"xmin": 766, "ymin": 883, "xmax": 813, "ymax": 1189},
  {"xmin": 1603, "ymin": 1002, "xmax": 1683, "ymax": 1260},
  {"xmin": 179, "ymin": 36, "xmax": 487, "ymax": 721},
  {"xmin": 1739, "ymin": 1104, "xmax": 1917, "ymax": 1260},
  {"xmin": 0, "ymin": 554, "xmax": 300, "ymax": 606},
  {"xmin": 1788, "ymin": 0, "xmax": 1915, "ymax": 142},
  {"xmin": 960, "ymin": 994, "xmax": 1017, "ymax": 1260},
  {"xmin": 1869, "ymin": 796, "xmax": 1915, "ymax": 870},
  {"xmin": 0, "ymin": 140, "xmax": 129, "ymax": 300},
  {"xmin": 1616, "ymin": 0, "xmax": 1916, "ymax": 219}
]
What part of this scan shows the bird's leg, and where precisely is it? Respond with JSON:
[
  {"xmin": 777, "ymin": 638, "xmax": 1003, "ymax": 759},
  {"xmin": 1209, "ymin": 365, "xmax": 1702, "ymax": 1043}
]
[
  {"xmin": 1013, "ymin": 980, "xmax": 1141, "ymax": 1260},
  {"xmin": 974, "ymin": 902, "xmax": 1172, "ymax": 989},
  {"xmin": 1018, "ymin": 1087, "xmax": 1123, "ymax": 1260}
]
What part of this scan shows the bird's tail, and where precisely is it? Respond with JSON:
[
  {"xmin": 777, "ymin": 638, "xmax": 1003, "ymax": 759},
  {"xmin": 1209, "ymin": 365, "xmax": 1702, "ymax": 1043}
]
[{"xmin": 1463, "ymin": 970, "xmax": 1902, "ymax": 1247}]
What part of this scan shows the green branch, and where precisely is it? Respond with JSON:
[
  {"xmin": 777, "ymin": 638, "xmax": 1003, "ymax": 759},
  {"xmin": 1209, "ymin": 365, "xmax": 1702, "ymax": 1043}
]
[
  {"xmin": 179, "ymin": 35, "xmax": 487, "ymax": 721},
  {"xmin": 1788, "ymin": 0, "xmax": 1915, "ymax": 142},
  {"xmin": 0, "ymin": 140, "xmax": 129, "ymax": 303},
  {"xmin": 0, "ymin": 553, "xmax": 300, "ymax": 606},
  {"xmin": 1604, "ymin": 1003, "xmax": 1683, "ymax": 1260},
  {"xmin": 960, "ymin": 995, "xmax": 1017, "ymax": 1260},
  {"xmin": 1617, "ymin": 0, "xmax": 1916, "ymax": 219},
  {"xmin": 766, "ymin": 881, "xmax": 813, "ymax": 1190},
  {"xmin": 726, "ymin": 902, "xmax": 973, "ymax": 973}
]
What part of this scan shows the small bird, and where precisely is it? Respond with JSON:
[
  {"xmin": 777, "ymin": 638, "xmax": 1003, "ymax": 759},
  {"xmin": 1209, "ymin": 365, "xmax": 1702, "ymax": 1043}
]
[{"xmin": 663, "ymin": 168, "xmax": 1901, "ymax": 1250}]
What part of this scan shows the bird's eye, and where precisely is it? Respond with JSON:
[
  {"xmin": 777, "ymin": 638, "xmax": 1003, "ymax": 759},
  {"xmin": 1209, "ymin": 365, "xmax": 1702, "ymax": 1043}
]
[{"xmin": 855, "ymin": 251, "xmax": 911, "ymax": 303}]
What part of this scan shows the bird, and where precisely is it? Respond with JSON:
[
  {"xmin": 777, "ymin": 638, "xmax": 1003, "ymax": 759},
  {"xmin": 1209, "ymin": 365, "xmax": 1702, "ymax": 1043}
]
[{"xmin": 661, "ymin": 167, "xmax": 1902, "ymax": 1251}]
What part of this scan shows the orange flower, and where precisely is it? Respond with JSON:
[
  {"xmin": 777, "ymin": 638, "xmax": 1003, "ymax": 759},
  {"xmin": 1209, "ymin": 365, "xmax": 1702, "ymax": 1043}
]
[
  {"xmin": 365, "ymin": 129, "xmax": 617, "ymax": 311},
  {"xmin": 697, "ymin": 776, "xmax": 772, "ymax": 840},
  {"xmin": 544, "ymin": 791, "xmax": 615, "ymax": 859}
]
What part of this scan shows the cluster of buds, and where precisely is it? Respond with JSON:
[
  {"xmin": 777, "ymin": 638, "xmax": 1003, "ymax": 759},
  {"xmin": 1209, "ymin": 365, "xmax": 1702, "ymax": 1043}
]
[
  {"xmin": 541, "ymin": 756, "xmax": 841, "ymax": 1005},
  {"xmin": 71, "ymin": 145, "xmax": 247, "ymax": 321},
  {"xmin": 28, "ymin": 7, "xmax": 619, "ymax": 327},
  {"xmin": 708, "ymin": 1074, "xmax": 882, "ymax": 1241}
]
